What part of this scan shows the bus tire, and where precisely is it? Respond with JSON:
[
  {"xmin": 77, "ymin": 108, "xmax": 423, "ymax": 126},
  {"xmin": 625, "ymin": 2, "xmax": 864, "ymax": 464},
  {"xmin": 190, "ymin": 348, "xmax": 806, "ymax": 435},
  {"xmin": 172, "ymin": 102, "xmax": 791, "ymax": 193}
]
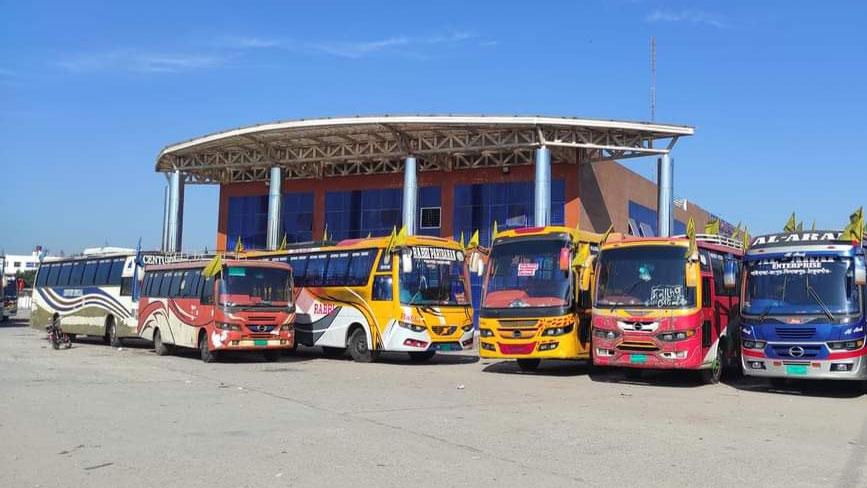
[
  {"xmin": 321, "ymin": 347, "xmax": 346, "ymax": 359},
  {"xmin": 199, "ymin": 332, "xmax": 219, "ymax": 363},
  {"xmin": 263, "ymin": 350, "xmax": 282, "ymax": 362},
  {"xmin": 348, "ymin": 327, "xmax": 377, "ymax": 363},
  {"xmin": 409, "ymin": 350, "xmax": 436, "ymax": 362},
  {"xmin": 516, "ymin": 358, "xmax": 541, "ymax": 372},
  {"xmin": 699, "ymin": 344, "xmax": 723, "ymax": 385},
  {"xmin": 153, "ymin": 329, "xmax": 171, "ymax": 356},
  {"xmin": 106, "ymin": 316, "xmax": 123, "ymax": 348}
]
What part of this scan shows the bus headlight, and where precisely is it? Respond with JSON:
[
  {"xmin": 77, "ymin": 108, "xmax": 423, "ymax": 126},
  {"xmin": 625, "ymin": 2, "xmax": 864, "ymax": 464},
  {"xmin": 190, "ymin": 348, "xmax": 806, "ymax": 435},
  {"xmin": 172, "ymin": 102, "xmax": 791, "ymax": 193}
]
[
  {"xmin": 742, "ymin": 340, "xmax": 766, "ymax": 350},
  {"xmin": 216, "ymin": 322, "xmax": 241, "ymax": 331},
  {"xmin": 398, "ymin": 321, "xmax": 426, "ymax": 333},
  {"xmin": 542, "ymin": 324, "xmax": 574, "ymax": 336},
  {"xmin": 480, "ymin": 328, "xmax": 494, "ymax": 337},
  {"xmin": 827, "ymin": 339, "xmax": 864, "ymax": 351},
  {"xmin": 593, "ymin": 328, "xmax": 620, "ymax": 340},
  {"xmin": 657, "ymin": 330, "xmax": 695, "ymax": 342}
]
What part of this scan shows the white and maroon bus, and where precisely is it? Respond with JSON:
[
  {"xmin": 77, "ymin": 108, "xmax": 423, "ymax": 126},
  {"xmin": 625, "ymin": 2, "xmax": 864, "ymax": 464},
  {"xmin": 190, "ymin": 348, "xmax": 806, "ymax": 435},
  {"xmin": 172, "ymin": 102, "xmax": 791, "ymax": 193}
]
[{"xmin": 137, "ymin": 259, "xmax": 295, "ymax": 362}]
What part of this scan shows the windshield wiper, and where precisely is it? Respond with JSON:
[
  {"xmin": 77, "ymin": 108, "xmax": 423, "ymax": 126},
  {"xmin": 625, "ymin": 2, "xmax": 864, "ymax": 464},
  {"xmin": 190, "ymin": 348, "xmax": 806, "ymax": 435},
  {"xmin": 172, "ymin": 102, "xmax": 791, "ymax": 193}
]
[
  {"xmin": 805, "ymin": 275, "xmax": 835, "ymax": 322},
  {"xmin": 757, "ymin": 304, "xmax": 775, "ymax": 322}
]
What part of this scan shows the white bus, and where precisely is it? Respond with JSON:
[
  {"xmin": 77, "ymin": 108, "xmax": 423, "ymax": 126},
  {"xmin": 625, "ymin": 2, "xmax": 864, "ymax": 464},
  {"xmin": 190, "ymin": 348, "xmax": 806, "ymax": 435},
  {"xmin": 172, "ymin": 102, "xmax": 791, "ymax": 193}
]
[{"xmin": 31, "ymin": 250, "xmax": 164, "ymax": 346}]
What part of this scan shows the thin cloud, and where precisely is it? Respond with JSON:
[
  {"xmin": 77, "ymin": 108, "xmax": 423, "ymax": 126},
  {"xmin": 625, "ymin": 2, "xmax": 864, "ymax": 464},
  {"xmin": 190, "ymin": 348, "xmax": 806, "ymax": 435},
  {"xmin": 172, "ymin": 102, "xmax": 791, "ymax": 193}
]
[
  {"xmin": 224, "ymin": 30, "xmax": 483, "ymax": 58},
  {"xmin": 58, "ymin": 50, "xmax": 227, "ymax": 73},
  {"xmin": 645, "ymin": 9, "xmax": 728, "ymax": 28}
]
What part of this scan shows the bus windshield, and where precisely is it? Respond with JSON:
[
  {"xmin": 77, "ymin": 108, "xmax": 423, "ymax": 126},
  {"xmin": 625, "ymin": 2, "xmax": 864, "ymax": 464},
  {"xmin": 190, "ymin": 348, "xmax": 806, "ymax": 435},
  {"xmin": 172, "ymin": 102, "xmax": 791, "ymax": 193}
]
[
  {"xmin": 483, "ymin": 238, "xmax": 571, "ymax": 309},
  {"xmin": 743, "ymin": 255, "xmax": 860, "ymax": 317},
  {"xmin": 399, "ymin": 247, "xmax": 470, "ymax": 306},
  {"xmin": 219, "ymin": 266, "xmax": 293, "ymax": 308},
  {"xmin": 596, "ymin": 245, "xmax": 695, "ymax": 309}
]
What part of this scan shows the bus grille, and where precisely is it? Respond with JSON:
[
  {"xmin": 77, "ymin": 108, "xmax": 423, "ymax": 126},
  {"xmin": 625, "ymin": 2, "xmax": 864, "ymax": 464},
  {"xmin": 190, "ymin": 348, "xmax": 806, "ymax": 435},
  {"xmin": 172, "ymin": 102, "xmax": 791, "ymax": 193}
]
[
  {"xmin": 771, "ymin": 344, "xmax": 821, "ymax": 358},
  {"xmin": 499, "ymin": 320, "xmax": 538, "ymax": 328},
  {"xmin": 775, "ymin": 327, "xmax": 816, "ymax": 340},
  {"xmin": 431, "ymin": 326, "xmax": 456, "ymax": 336},
  {"xmin": 617, "ymin": 341, "xmax": 659, "ymax": 352},
  {"xmin": 246, "ymin": 324, "xmax": 276, "ymax": 333}
]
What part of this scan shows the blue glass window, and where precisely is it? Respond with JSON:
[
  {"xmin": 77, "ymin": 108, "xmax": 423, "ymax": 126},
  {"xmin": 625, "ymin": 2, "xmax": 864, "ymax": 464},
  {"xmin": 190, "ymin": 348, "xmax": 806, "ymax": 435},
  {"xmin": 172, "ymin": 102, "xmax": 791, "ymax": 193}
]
[
  {"xmin": 227, "ymin": 195, "xmax": 268, "ymax": 250},
  {"xmin": 281, "ymin": 192, "xmax": 314, "ymax": 243},
  {"xmin": 628, "ymin": 200, "xmax": 686, "ymax": 236}
]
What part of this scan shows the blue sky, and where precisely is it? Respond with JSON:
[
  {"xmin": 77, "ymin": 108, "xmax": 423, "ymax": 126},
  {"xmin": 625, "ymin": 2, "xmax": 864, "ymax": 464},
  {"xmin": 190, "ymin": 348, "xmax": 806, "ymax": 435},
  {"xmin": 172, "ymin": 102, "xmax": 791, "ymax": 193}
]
[{"xmin": 1, "ymin": 1, "xmax": 865, "ymax": 254}]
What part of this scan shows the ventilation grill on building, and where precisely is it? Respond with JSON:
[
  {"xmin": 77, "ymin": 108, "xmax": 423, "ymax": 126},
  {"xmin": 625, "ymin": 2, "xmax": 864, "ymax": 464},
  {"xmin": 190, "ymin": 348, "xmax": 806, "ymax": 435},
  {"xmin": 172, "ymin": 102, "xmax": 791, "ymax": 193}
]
[{"xmin": 420, "ymin": 207, "xmax": 441, "ymax": 229}]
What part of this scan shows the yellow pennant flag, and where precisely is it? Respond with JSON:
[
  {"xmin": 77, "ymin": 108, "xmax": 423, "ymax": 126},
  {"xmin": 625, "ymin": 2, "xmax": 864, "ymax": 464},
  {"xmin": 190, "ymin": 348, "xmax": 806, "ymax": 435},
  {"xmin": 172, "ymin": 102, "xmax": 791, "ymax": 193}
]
[
  {"xmin": 202, "ymin": 254, "xmax": 222, "ymax": 278},
  {"xmin": 322, "ymin": 223, "xmax": 330, "ymax": 242},
  {"xmin": 492, "ymin": 221, "xmax": 499, "ymax": 242},
  {"xmin": 384, "ymin": 226, "xmax": 397, "ymax": 255},
  {"xmin": 784, "ymin": 213, "xmax": 797, "ymax": 233},
  {"xmin": 704, "ymin": 219, "xmax": 720, "ymax": 235},
  {"xmin": 842, "ymin": 207, "xmax": 864, "ymax": 242},
  {"xmin": 279, "ymin": 233, "xmax": 288, "ymax": 251},
  {"xmin": 468, "ymin": 229, "xmax": 480, "ymax": 249},
  {"xmin": 600, "ymin": 224, "xmax": 614, "ymax": 245},
  {"xmin": 233, "ymin": 236, "xmax": 244, "ymax": 254},
  {"xmin": 730, "ymin": 222, "xmax": 742, "ymax": 240},
  {"xmin": 742, "ymin": 228, "xmax": 751, "ymax": 250},
  {"xmin": 393, "ymin": 225, "xmax": 409, "ymax": 248},
  {"xmin": 686, "ymin": 217, "xmax": 697, "ymax": 258},
  {"xmin": 459, "ymin": 231, "xmax": 465, "ymax": 250},
  {"xmin": 572, "ymin": 242, "xmax": 590, "ymax": 268}
]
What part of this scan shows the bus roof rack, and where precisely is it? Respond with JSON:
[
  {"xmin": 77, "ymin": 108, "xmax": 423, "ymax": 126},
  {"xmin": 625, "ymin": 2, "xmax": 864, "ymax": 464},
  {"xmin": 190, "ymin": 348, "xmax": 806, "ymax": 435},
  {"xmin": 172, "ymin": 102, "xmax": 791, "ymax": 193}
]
[{"xmin": 671, "ymin": 233, "xmax": 744, "ymax": 251}]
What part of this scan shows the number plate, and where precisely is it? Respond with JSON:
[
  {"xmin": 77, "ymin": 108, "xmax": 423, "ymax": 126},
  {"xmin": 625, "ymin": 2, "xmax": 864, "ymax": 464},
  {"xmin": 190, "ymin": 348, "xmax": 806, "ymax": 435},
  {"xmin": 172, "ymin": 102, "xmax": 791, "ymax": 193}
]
[
  {"xmin": 630, "ymin": 354, "xmax": 647, "ymax": 364},
  {"xmin": 785, "ymin": 364, "xmax": 808, "ymax": 376},
  {"xmin": 254, "ymin": 340, "xmax": 268, "ymax": 346}
]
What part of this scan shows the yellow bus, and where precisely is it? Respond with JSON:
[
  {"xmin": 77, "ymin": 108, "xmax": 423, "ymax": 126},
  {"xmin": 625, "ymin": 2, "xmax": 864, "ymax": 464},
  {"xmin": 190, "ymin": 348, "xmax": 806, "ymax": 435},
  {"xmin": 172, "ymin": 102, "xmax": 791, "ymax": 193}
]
[
  {"xmin": 248, "ymin": 234, "xmax": 474, "ymax": 362},
  {"xmin": 478, "ymin": 226, "xmax": 602, "ymax": 371}
]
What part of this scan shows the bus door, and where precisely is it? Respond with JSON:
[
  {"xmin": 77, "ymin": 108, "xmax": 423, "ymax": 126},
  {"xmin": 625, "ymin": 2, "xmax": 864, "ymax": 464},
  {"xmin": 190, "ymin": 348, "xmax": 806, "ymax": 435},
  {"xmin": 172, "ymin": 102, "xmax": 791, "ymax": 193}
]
[{"xmin": 699, "ymin": 251, "xmax": 717, "ymax": 353}]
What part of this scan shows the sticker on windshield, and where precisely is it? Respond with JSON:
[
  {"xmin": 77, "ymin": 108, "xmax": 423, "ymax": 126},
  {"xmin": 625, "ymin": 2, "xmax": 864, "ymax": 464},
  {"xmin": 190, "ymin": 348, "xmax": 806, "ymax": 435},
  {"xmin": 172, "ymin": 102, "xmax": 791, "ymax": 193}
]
[
  {"xmin": 650, "ymin": 285, "xmax": 686, "ymax": 307},
  {"xmin": 517, "ymin": 262, "xmax": 539, "ymax": 277},
  {"xmin": 749, "ymin": 257, "xmax": 834, "ymax": 277},
  {"xmin": 227, "ymin": 267, "xmax": 247, "ymax": 277},
  {"xmin": 412, "ymin": 246, "xmax": 459, "ymax": 263}
]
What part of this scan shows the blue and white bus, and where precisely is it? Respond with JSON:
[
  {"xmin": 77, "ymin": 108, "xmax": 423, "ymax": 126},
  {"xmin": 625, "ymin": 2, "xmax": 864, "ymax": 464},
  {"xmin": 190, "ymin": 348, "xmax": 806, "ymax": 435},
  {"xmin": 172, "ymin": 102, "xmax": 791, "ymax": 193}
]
[{"xmin": 740, "ymin": 231, "xmax": 867, "ymax": 384}]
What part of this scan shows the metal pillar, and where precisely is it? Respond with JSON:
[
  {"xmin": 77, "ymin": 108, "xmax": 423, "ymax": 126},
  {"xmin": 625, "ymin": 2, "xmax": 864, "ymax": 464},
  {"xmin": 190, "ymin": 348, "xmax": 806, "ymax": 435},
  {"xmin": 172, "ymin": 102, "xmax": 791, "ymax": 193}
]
[
  {"xmin": 166, "ymin": 170, "xmax": 184, "ymax": 253},
  {"xmin": 534, "ymin": 146, "xmax": 551, "ymax": 226},
  {"xmin": 266, "ymin": 167, "xmax": 282, "ymax": 250},
  {"xmin": 402, "ymin": 156, "xmax": 418, "ymax": 234},
  {"xmin": 657, "ymin": 154, "xmax": 673, "ymax": 237},
  {"xmin": 160, "ymin": 184, "xmax": 170, "ymax": 251}
]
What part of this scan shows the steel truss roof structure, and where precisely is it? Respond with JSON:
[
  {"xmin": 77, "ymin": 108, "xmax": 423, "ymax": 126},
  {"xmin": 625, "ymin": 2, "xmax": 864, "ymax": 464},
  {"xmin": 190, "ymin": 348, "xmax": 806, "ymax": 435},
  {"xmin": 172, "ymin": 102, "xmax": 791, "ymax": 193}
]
[{"xmin": 155, "ymin": 115, "xmax": 695, "ymax": 184}]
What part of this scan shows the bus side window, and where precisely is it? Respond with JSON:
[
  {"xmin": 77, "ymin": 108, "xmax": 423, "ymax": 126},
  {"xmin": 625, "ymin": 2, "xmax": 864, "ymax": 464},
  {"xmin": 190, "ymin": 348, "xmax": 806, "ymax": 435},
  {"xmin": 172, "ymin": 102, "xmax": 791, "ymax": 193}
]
[
  {"xmin": 108, "ymin": 258, "xmax": 125, "ymax": 286},
  {"xmin": 142, "ymin": 273, "xmax": 152, "ymax": 296},
  {"xmin": 36, "ymin": 265, "xmax": 48, "ymax": 287},
  {"xmin": 325, "ymin": 253, "xmax": 350, "ymax": 285},
  {"xmin": 184, "ymin": 271, "xmax": 200, "ymax": 298},
  {"xmin": 57, "ymin": 263, "xmax": 73, "ymax": 287},
  {"xmin": 348, "ymin": 250, "xmax": 375, "ymax": 287},
  {"xmin": 82, "ymin": 260, "xmax": 98, "ymax": 286},
  {"xmin": 372, "ymin": 275, "xmax": 393, "ymax": 301},
  {"xmin": 68, "ymin": 261, "xmax": 85, "ymax": 286},
  {"xmin": 702, "ymin": 277, "xmax": 712, "ymax": 308},
  {"xmin": 95, "ymin": 259, "xmax": 112, "ymax": 285},
  {"xmin": 306, "ymin": 254, "xmax": 327, "ymax": 286},
  {"xmin": 46, "ymin": 264, "xmax": 60, "ymax": 286},
  {"xmin": 201, "ymin": 276, "xmax": 215, "ymax": 304},
  {"xmin": 290, "ymin": 255, "xmax": 308, "ymax": 287},
  {"xmin": 169, "ymin": 271, "xmax": 183, "ymax": 297},
  {"xmin": 158, "ymin": 271, "xmax": 173, "ymax": 297}
]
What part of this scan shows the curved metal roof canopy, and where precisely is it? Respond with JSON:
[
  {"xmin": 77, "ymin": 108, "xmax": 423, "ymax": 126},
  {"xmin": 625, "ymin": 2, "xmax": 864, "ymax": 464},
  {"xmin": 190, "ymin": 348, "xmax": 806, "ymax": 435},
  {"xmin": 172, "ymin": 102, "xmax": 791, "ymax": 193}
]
[{"xmin": 155, "ymin": 115, "xmax": 694, "ymax": 184}]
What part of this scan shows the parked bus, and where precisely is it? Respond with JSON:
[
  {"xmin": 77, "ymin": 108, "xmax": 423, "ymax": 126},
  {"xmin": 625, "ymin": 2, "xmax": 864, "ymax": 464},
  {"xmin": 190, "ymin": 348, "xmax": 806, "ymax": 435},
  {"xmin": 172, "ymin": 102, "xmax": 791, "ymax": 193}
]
[
  {"xmin": 30, "ymin": 250, "xmax": 150, "ymax": 345},
  {"xmin": 591, "ymin": 233, "xmax": 744, "ymax": 384},
  {"xmin": 740, "ymin": 231, "xmax": 867, "ymax": 384},
  {"xmin": 249, "ymin": 235, "xmax": 474, "ymax": 362},
  {"xmin": 477, "ymin": 226, "xmax": 602, "ymax": 371},
  {"xmin": 137, "ymin": 258, "xmax": 295, "ymax": 362},
  {"xmin": 3, "ymin": 278, "xmax": 19, "ymax": 319}
]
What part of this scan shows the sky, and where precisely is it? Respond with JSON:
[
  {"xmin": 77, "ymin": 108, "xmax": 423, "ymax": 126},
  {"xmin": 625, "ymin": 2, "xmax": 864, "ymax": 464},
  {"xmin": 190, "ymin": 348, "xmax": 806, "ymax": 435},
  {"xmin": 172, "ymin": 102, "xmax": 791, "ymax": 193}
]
[{"xmin": 1, "ymin": 0, "xmax": 865, "ymax": 254}]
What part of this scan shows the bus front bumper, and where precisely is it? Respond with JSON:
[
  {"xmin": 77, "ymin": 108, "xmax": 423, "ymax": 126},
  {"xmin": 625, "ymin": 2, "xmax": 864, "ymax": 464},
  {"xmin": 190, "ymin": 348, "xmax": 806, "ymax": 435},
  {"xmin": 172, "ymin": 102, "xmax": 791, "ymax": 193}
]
[
  {"xmin": 742, "ymin": 350, "xmax": 867, "ymax": 380},
  {"xmin": 381, "ymin": 324, "xmax": 474, "ymax": 352},
  {"xmin": 479, "ymin": 334, "xmax": 589, "ymax": 360}
]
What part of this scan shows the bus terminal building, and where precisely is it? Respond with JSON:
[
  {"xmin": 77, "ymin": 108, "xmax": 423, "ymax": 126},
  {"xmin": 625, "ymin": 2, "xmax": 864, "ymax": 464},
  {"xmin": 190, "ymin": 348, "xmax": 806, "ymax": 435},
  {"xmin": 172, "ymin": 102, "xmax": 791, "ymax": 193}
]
[{"xmin": 154, "ymin": 115, "xmax": 725, "ymax": 252}]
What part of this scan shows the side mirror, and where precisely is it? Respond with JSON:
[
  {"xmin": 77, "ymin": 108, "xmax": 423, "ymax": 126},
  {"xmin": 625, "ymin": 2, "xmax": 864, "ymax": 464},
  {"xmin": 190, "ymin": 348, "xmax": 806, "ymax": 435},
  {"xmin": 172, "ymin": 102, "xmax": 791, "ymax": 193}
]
[
  {"xmin": 856, "ymin": 256, "xmax": 867, "ymax": 286},
  {"xmin": 469, "ymin": 253, "xmax": 485, "ymax": 277},
  {"xmin": 685, "ymin": 260, "xmax": 699, "ymax": 288},
  {"xmin": 723, "ymin": 260, "xmax": 737, "ymax": 290},
  {"xmin": 579, "ymin": 264, "xmax": 592, "ymax": 291},
  {"xmin": 559, "ymin": 247, "xmax": 570, "ymax": 272},
  {"xmin": 401, "ymin": 251, "xmax": 413, "ymax": 274}
]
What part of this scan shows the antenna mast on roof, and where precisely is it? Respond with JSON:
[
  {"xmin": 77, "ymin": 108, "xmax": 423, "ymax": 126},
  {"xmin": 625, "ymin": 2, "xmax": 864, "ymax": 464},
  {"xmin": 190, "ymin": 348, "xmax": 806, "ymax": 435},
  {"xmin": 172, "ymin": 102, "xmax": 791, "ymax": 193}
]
[{"xmin": 650, "ymin": 36, "xmax": 656, "ymax": 122}]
